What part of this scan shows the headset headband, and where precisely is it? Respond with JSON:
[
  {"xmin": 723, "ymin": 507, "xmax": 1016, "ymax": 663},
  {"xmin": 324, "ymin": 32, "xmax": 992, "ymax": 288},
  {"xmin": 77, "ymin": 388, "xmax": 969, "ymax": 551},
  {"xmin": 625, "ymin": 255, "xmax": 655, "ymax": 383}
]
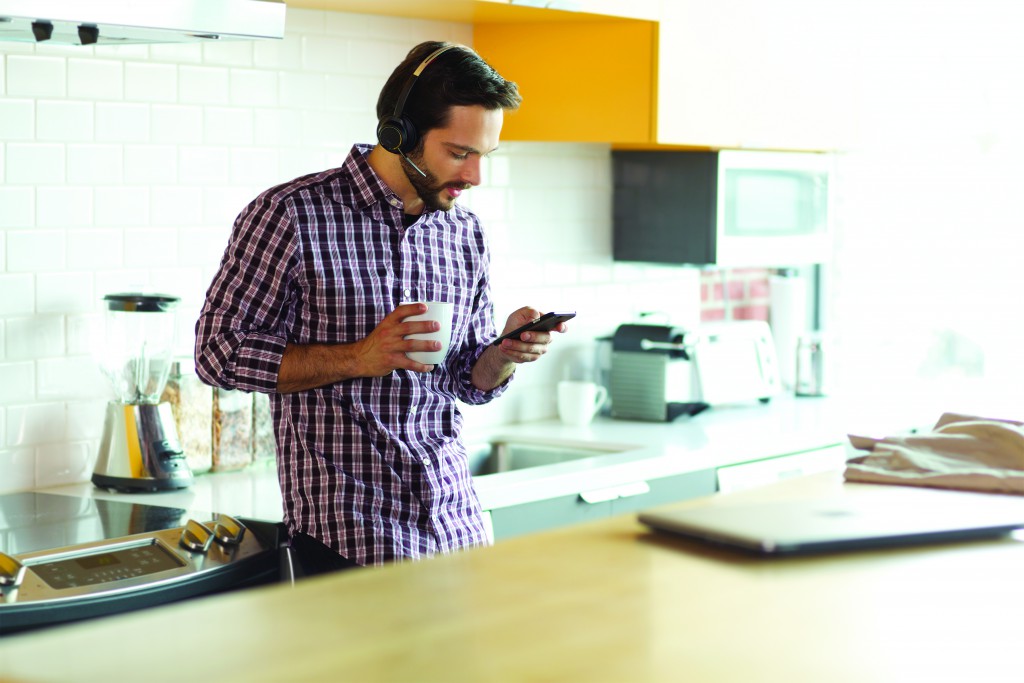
[{"xmin": 391, "ymin": 44, "xmax": 459, "ymax": 121}]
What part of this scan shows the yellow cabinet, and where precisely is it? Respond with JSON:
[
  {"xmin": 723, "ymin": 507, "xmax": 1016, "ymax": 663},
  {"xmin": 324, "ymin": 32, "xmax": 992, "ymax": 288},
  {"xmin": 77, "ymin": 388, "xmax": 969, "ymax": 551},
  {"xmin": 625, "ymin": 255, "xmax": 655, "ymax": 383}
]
[{"xmin": 474, "ymin": 18, "xmax": 659, "ymax": 144}]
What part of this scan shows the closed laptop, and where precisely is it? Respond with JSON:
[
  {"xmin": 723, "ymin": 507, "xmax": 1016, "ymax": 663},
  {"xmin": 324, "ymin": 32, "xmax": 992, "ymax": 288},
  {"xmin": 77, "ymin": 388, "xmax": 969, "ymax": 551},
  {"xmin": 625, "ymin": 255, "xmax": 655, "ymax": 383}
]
[{"xmin": 638, "ymin": 486, "xmax": 1024, "ymax": 555}]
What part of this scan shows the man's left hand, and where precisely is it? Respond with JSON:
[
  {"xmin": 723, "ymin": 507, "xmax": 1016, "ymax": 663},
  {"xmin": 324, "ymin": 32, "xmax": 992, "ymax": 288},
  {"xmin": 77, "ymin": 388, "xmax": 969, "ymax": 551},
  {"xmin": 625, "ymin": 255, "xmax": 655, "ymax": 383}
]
[
  {"xmin": 493, "ymin": 306, "xmax": 567, "ymax": 363},
  {"xmin": 470, "ymin": 306, "xmax": 568, "ymax": 391}
]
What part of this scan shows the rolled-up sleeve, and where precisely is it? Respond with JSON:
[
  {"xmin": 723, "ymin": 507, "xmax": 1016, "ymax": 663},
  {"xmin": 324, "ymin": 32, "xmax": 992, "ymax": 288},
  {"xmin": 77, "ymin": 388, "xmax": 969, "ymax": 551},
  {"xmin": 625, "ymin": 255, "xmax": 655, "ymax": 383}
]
[{"xmin": 195, "ymin": 192, "xmax": 296, "ymax": 394}]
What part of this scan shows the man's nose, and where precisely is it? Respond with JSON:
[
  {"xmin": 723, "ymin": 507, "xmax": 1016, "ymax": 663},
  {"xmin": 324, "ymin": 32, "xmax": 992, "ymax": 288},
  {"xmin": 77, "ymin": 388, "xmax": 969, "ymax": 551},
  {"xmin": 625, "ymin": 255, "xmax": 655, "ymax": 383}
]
[{"xmin": 462, "ymin": 156, "xmax": 482, "ymax": 187}]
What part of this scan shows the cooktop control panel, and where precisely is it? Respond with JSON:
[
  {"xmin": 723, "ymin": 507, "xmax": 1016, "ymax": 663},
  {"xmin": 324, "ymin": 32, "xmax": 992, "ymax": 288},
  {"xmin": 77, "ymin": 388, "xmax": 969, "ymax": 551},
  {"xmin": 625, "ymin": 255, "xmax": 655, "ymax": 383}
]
[{"xmin": 32, "ymin": 540, "xmax": 186, "ymax": 590}]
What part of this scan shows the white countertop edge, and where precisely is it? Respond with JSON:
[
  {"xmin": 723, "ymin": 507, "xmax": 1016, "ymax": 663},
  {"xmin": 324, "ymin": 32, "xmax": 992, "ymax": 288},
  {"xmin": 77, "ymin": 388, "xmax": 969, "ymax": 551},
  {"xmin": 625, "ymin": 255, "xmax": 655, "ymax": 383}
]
[{"xmin": 35, "ymin": 395, "xmax": 916, "ymax": 519}]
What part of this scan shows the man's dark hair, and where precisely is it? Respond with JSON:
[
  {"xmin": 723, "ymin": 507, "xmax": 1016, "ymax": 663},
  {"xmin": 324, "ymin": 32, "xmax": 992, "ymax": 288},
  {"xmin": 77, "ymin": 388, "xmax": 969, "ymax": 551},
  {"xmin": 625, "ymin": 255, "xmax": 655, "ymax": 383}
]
[{"xmin": 376, "ymin": 41, "xmax": 522, "ymax": 137}]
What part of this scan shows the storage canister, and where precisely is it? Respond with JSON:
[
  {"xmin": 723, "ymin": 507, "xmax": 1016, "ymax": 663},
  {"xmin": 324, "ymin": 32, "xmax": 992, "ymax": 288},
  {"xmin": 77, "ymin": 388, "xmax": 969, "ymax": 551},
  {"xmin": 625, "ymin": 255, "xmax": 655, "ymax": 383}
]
[
  {"xmin": 161, "ymin": 358, "xmax": 213, "ymax": 474},
  {"xmin": 212, "ymin": 388, "xmax": 254, "ymax": 471}
]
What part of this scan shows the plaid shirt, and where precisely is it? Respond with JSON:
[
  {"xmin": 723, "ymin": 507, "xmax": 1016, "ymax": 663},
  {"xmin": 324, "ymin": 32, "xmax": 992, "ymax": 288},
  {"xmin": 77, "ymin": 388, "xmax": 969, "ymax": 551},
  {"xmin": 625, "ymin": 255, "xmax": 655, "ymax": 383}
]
[{"xmin": 195, "ymin": 144, "xmax": 508, "ymax": 565}]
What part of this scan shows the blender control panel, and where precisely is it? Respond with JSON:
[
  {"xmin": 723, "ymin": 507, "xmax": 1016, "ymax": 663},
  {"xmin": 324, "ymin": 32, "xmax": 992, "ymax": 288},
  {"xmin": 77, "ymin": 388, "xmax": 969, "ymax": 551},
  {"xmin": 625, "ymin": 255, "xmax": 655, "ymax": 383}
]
[{"xmin": 33, "ymin": 541, "xmax": 185, "ymax": 590}]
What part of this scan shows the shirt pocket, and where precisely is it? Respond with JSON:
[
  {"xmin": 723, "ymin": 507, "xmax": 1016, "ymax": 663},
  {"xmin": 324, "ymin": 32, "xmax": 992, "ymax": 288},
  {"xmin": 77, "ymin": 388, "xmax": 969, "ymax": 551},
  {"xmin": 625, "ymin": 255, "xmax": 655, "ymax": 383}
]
[{"xmin": 297, "ymin": 251, "xmax": 391, "ymax": 344}]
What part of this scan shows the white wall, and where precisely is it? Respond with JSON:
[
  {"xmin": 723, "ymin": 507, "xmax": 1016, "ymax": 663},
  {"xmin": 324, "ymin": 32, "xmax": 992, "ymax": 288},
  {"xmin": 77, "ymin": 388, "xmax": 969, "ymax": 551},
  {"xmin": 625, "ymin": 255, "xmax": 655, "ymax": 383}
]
[
  {"xmin": 0, "ymin": 9, "xmax": 701, "ymax": 492},
  {"xmin": 829, "ymin": 0, "xmax": 1024, "ymax": 404}
]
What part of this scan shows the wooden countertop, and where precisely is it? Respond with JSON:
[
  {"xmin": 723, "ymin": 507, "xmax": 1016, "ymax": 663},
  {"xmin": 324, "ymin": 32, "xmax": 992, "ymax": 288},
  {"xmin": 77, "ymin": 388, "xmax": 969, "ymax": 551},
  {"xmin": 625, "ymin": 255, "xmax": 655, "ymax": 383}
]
[{"xmin": 3, "ymin": 472, "xmax": 1023, "ymax": 682}]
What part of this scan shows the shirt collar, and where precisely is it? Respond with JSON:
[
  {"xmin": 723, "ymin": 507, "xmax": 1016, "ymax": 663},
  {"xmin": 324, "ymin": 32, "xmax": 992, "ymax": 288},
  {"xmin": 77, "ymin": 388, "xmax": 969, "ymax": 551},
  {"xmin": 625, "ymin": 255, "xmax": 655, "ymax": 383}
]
[{"xmin": 341, "ymin": 143, "xmax": 404, "ymax": 213}]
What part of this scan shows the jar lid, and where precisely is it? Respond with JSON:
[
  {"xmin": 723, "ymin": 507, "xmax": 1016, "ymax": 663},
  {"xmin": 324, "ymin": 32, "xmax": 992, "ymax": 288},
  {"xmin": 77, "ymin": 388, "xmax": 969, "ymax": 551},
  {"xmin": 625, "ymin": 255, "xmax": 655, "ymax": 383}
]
[{"xmin": 104, "ymin": 293, "xmax": 181, "ymax": 312}]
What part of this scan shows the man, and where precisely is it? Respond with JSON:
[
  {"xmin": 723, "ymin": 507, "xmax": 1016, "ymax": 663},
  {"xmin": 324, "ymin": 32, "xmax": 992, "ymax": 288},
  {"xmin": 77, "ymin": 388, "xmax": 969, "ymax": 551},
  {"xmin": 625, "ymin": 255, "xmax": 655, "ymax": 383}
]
[{"xmin": 195, "ymin": 41, "xmax": 566, "ymax": 572}]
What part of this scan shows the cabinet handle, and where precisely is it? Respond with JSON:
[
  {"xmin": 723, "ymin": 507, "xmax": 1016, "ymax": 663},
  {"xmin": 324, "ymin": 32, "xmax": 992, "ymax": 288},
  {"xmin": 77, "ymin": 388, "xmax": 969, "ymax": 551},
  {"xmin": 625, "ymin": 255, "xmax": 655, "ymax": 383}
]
[{"xmin": 579, "ymin": 481, "xmax": 651, "ymax": 504}]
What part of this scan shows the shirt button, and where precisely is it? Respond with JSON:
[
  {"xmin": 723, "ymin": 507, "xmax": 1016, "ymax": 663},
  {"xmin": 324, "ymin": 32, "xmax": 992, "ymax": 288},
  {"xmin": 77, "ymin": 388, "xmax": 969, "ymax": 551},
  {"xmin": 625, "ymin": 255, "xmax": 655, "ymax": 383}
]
[
  {"xmin": 422, "ymin": 458, "xmax": 431, "ymax": 466},
  {"xmin": 403, "ymin": 288, "xmax": 411, "ymax": 298}
]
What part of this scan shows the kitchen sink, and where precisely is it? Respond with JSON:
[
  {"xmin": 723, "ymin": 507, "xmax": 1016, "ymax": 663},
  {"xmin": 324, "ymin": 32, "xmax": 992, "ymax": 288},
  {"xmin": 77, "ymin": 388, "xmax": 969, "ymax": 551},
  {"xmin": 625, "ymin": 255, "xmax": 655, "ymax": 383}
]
[{"xmin": 466, "ymin": 440, "xmax": 631, "ymax": 476}]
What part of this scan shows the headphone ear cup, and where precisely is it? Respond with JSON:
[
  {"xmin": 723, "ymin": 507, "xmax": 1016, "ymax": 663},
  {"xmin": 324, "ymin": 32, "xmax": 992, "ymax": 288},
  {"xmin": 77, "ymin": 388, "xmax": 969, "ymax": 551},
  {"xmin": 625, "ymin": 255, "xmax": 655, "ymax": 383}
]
[{"xmin": 377, "ymin": 115, "xmax": 418, "ymax": 155}]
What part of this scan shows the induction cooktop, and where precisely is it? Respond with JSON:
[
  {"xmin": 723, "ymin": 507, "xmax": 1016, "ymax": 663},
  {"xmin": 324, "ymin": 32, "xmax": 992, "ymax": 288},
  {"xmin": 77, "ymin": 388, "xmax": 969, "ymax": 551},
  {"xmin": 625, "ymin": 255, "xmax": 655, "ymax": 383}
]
[{"xmin": 0, "ymin": 492, "xmax": 205, "ymax": 556}]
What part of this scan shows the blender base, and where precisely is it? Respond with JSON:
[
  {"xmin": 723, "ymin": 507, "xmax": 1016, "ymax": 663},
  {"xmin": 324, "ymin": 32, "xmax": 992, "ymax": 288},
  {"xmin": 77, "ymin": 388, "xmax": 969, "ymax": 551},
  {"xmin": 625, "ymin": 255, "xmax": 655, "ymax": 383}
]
[
  {"xmin": 92, "ymin": 472, "xmax": 194, "ymax": 493},
  {"xmin": 93, "ymin": 402, "xmax": 194, "ymax": 492}
]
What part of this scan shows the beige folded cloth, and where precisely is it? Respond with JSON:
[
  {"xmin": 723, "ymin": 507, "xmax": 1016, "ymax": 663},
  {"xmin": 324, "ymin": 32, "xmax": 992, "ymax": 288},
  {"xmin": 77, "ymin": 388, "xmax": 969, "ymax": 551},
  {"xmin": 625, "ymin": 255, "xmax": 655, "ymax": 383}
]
[{"xmin": 845, "ymin": 413, "xmax": 1024, "ymax": 494}]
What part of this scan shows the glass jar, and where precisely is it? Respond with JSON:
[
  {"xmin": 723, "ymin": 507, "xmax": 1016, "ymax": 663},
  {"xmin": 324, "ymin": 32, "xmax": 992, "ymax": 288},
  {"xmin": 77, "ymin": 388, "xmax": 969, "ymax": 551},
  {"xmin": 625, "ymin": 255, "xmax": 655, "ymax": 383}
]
[
  {"xmin": 212, "ymin": 388, "xmax": 254, "ymax": 471},
  {"xmin": 161, "ymin": 359, "xmax": 213, "ymax": 474},
  {"xmin": 795, "ymin": 333, "xmax": 827, "ymax": 397}
]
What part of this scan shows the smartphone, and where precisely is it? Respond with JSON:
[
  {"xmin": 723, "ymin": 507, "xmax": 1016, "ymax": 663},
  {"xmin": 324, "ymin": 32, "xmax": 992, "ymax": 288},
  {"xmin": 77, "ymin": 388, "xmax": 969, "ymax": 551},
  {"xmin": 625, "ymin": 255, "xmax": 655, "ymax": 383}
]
[{"xmin": 491, "ymin": 311, "xmax": 576, "ymax": 346}]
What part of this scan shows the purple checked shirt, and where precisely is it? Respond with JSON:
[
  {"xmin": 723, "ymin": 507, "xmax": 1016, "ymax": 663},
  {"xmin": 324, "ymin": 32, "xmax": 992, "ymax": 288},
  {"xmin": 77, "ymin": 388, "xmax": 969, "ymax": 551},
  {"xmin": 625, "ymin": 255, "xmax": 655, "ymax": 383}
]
[{"xmin": 195, "ymin": 144, "xmax": 509, "ymax": 566}]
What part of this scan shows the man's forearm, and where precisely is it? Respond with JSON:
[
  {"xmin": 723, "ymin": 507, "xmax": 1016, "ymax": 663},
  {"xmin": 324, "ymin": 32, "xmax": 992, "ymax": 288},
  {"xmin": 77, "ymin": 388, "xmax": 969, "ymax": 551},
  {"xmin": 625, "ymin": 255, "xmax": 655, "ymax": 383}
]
[
  {"xmin": 276, "ymin": 342, "xmax": 362, "ymax": 393},
  {"xmin": 471, "ymin": 345, "xmax": 516, "ymax": 391},
  {"xmin": 279, "ymin": 330, "xmax": 517, "ymax": 394}
]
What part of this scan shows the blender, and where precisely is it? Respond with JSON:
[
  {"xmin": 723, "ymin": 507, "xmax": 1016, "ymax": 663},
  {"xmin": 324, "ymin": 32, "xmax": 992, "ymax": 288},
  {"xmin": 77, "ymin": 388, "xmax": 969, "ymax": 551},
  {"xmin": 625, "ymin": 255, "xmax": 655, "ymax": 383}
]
[{"xmin": 92, "ymin": 293, "xmax": 194, "ymax": 492}]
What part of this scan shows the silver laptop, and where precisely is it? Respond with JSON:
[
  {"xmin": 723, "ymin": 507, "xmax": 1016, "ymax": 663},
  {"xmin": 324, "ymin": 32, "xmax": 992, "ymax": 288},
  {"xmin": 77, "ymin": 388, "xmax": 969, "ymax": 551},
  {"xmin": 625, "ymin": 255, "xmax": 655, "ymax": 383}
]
[{"xmin": 638, "ymin": 488, "xmax": 1024, "ymax": 555}]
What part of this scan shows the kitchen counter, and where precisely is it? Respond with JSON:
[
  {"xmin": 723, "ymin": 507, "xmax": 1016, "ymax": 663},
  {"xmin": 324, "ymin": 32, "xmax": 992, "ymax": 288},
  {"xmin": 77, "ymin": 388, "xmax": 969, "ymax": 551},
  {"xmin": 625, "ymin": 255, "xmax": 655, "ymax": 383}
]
[
  {"xmin": 4, "ymin": 470, "xmax": 1023, "ymax": 682},
  {"xmin": 467, "ymin": 392, "xmax": 917, "ymax": 509},
  {"xmin": 37, "ymin": 458, "xmax": 286, "ymax": 522},
  {"xmin": 36, "ymin": 394, "xmax": 931, "ymax": 519}
]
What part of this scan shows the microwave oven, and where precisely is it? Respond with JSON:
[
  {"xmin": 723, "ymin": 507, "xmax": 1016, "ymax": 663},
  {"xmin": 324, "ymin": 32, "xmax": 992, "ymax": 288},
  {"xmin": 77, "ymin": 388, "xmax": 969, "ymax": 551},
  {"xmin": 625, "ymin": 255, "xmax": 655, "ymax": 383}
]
[{"xmin": 612, "ymin": 149, "xmax": 833, "ymax": 267}]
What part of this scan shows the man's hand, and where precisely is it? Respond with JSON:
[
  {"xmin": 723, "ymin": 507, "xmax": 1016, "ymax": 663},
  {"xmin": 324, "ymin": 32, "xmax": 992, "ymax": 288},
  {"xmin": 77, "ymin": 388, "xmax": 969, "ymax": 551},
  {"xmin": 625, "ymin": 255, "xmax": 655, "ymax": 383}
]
[
  {"xmin": 471, "ymin": 306, "xmax": 568, "ymax": 391},
  {"xmin": 492, "ymin": 307, "xmax": 569, "ymax": 362},
  {"xmin": 351, "ymin": 302, "xmax": 444, "ymax": 377}
]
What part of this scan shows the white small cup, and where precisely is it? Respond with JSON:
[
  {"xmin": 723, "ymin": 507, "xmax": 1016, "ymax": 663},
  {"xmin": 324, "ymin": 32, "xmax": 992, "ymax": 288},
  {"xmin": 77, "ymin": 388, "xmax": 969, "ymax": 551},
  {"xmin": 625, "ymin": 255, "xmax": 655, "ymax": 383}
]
[
  {"xmin": 403, "ymin": 302, "xmax": 454, "ymax": 365},
  {"xmin": 557, "ymin": 380, "xmax": 608, "ymax": 427}
]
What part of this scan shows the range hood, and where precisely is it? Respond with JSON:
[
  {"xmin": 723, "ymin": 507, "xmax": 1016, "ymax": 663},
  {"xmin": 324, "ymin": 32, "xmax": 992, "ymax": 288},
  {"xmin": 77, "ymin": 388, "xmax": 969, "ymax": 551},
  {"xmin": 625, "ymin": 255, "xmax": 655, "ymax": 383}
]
[{"xmin": 0, "ymin": 0, "xmax": 285, "ymax": 46}]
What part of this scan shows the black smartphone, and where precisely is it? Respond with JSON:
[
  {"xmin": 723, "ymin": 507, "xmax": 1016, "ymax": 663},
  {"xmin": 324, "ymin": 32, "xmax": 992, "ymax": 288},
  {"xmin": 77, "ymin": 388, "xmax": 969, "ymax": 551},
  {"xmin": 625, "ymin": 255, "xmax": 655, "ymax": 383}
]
[{"xmin": 491, "ymin": 311, "xmax": 576, "ymax": 346}]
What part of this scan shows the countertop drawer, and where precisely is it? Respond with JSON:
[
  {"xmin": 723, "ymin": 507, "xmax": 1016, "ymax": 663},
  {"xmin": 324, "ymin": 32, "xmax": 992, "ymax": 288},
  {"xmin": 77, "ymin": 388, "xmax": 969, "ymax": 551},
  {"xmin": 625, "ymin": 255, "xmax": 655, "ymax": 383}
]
[
  {"xmin": 610, "ymin": 468, "xmax": 718, "ymax": 515},
  {"xmin": 487, "ymin": 468, "xmax": 718, "ymax": 541},
  {"xmin": 488, "ymin": 492, "xmax": 612, "ymax": 541},
  {"xmin": 715, "ymin": 445, "xmax": 847, "ymax": 494}
]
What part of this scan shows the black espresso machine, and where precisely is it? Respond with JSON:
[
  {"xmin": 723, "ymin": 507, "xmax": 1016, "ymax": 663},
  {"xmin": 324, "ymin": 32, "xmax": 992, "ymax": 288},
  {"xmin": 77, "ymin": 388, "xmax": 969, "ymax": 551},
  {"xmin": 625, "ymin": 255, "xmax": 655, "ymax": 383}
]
[{"xmin": 0, "ymin": 492, "xmax": 283, "ymax": 635}]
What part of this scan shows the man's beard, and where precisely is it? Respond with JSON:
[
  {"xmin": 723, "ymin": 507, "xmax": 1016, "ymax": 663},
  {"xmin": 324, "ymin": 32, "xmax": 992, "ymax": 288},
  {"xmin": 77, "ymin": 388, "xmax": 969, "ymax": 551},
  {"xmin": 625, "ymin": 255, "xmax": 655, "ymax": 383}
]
[{"xmin": 401, "ymin": 150, "xmax": 469, "ymax": 213}]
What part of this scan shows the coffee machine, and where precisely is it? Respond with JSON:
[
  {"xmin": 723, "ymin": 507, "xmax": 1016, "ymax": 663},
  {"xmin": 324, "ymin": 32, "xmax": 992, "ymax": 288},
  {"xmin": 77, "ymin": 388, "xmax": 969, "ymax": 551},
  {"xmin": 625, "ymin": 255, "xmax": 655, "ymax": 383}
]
[
  {"xmin": 609, "ymin": 324, "xmax": 708, "ymax": 422},
  {"xmin": 92, "ymin": 293, "xmax": 194, "ymax": 492},
  {"xmin": 610, "ymin": 321, "xmax": 782, "ymax": 421}
]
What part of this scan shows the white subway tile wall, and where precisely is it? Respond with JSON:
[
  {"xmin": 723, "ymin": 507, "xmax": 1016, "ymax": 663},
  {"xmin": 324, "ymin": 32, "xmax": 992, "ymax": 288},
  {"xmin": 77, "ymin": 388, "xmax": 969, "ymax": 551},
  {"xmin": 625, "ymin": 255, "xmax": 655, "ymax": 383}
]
[
  {"xmin": 7, "ymin": 55, "xmax": 66, "ymax": 98},
  {"xmin": 0, "ymin": 9, "xmax": 701, "ymax": 492},
  {"xmin": 0, "ymin": 99, "xmax": 34, "ymax": 140}
]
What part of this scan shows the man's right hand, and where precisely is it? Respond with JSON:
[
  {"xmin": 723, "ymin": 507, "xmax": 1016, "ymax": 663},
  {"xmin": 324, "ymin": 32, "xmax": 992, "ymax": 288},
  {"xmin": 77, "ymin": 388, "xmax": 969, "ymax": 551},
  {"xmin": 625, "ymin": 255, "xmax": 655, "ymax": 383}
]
[
  {"xmin": 352, "ymin": 302, "xmax": 443, "ymax": 377},
  {"xmin": 275, "ymin": 303, "xmax": 443, "ymax": 393}
]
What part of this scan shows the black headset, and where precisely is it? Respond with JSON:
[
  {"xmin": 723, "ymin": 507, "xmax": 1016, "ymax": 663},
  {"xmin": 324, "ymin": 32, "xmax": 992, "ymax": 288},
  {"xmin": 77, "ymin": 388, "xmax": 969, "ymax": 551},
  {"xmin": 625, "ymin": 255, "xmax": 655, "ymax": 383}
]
[{"xmin": 376, "ymin": 44, "xmax": 459, "ymax": 156}]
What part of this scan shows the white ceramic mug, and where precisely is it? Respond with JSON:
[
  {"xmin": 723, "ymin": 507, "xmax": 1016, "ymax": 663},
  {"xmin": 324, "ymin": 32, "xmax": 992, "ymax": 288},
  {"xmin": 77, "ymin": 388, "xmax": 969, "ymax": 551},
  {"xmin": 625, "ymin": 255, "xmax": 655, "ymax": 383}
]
[
  {"xmin": 557, "ymin": 380, "xmax": 608, "ymax": 427},
  {"xmin": 403, "ymin": 302, "xmax": 454, "ymax": 365}
]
